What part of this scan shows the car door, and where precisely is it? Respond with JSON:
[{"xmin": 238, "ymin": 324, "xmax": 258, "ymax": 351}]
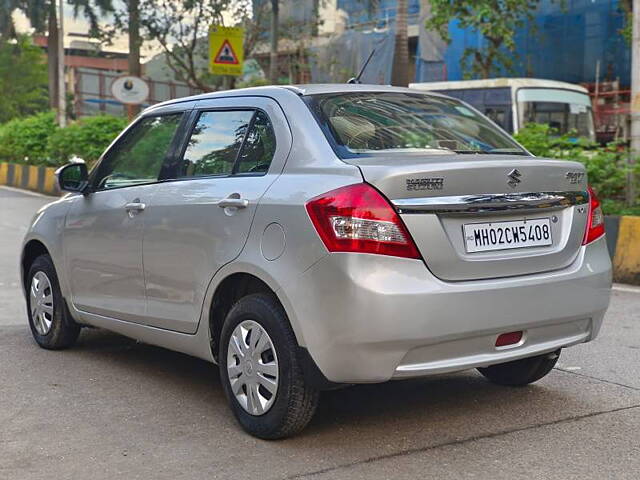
[
  {"xmin": 64, "ymin": 111, "xmax": 185, "ymax": 322},
  {"xmin": 140, "ymin": 96, "xmax": 292, "ymax": 333}
]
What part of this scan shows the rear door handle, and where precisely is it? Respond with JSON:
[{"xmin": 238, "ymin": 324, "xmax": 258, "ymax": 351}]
[
  {"xmin": 217, "ymin": 197, "xmax": 249, "ymax": 209},
  {"xmin": 124, "ymin": 202, "xmax": 146, "ymax": 212}
]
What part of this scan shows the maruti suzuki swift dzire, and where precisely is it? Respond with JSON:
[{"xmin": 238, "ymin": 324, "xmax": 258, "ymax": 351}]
[{"xmin": 21, "ymin": 85, "xmax": 611, "ymax": 438}]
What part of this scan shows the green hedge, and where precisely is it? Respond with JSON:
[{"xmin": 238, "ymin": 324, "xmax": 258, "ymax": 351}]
[
  {"xmin": 0, "ymin": 112, "xmax": 128, "ymax": 168},
  {"xmin": 0, "ymin": 111, "xmax": 57, "ymax": 166},
  {"xmin": 514, "ymin": 123, "xmax": 640, "ymax": 215}
]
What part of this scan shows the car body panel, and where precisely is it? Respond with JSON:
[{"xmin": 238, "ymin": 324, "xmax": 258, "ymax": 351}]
[
  {"xmin": 64, "ymin": 184, "xmax": 157, "ymax": 320},
  {"xmin": 140, "ymin": 96, "xmax": 295, "ymax": 333},
  {"xmin": 280, "ymin": 236, "xmax": 611, "ymax": 383}
]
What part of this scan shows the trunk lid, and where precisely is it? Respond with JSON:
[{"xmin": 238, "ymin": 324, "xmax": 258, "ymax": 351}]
[{"xmin": 349, "ymin": 154, "xmax": 589, "ymax": 281}]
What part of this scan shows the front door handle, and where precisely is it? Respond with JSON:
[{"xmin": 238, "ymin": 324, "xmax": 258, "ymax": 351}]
[{"xmin": 217, "ymin": 197, "xmax": 249, "ymax": 209}]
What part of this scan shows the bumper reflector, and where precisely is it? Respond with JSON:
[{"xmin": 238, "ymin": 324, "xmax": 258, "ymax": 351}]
[{"xmin": 495, "ymin": 331, "xmax": 523, "ymax": 347}]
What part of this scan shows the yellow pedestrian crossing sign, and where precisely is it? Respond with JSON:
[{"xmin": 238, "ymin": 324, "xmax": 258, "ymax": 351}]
[{"xmin": 209, "ymin": 25, "xmax": 244, "ymax": 76}]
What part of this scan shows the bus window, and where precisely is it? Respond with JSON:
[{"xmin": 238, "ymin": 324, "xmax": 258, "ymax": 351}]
[
  {"xmin": 517, "ymin": 88, "xmax": 595, "ymax": 140},
  {"xmin": 485, "ymin": 107, "xmax": 511, "ymax": 132}
]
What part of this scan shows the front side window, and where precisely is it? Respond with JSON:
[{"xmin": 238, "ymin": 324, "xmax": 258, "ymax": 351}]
[
  {"xmin": 93, "ymin": 114, "xmax": 182, "ymax": 190},
  {"xmin": 180, "ymin": 110, "xmax": 254, "ymax": 177},
  {"xmin": 306, "ymin": 92, "xmax": 527, "ymax": 158}
]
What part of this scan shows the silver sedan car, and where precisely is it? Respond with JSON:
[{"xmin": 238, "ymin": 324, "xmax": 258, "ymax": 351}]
[{"xmin": 21, "ymin": 85, "xmax": 612, "ymax": 439}]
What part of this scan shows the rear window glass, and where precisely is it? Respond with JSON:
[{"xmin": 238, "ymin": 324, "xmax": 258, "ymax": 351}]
[{"xmin": 305, "ymin": 92, "xmax": 527, "ymax": 159}]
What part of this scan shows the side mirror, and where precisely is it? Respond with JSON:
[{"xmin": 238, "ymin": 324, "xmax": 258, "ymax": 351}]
[{"xmin": 55, "ymin": 162, "xmax": 89, "ymax": 193}]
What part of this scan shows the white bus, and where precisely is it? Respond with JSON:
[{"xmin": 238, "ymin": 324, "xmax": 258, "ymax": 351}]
[{"xmin": 409, "ymin": 78, "xmax": 596, "ymax": 141}]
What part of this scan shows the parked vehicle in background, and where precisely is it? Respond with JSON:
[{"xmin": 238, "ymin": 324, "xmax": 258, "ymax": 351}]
[
  {"xmin": 21, "ymin": 85, "xmax": 611, "ymax": 440},
  {"xmin": 410, "ymin": 78, "xmax": 596, "ymax": 141}
]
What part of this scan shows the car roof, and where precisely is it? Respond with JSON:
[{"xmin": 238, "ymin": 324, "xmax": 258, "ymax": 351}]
[
  {"xmin": 410, "ymin": 77, "xmax": 590, "ymax": 94},
  {"xmin": 143, "ymin": 83, "xmax": 447, "ymax": 114}
]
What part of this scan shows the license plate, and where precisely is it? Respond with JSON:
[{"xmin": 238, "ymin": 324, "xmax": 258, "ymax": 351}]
[{"xmin": 463, "ymin": 218, "xmax": 553, "ymax": 253}]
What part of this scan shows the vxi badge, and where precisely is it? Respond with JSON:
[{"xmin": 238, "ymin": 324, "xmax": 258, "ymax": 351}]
[
  {"xmin": 566, "ymin": 171, "xmax": 585, "ymax": 184},
  {"xmin": 406, "ymin": 177, "xmax": 444, "ymax": 192}
]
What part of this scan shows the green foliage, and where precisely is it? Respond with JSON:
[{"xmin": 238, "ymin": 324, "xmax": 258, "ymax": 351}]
[
  {"xmin": 619, "ymin": 0, "xmax": 632, "ymax": 45},
  {"xmin": 46, "ymin": 115, "xmax": 128, "ymax": 167},
  {"xmin": 0, "ymin": 112, "xmax": 127, "ymax": 167},
  {"xmin": 0, "ymin": 111, "xmax": 58, "ymax": 165},
  {"xmin": 425, "ymin": 0, "xmax": 547, "ymax": 78},
  {"xmin": 514, "ymin": 123, "xmax": 640, "ymax": 213},
  {"xmin": 0, "ymin": 35, "xmax": 49, "ymax": 123}
]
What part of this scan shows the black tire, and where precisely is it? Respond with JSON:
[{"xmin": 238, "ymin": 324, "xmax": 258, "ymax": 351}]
[
  {"xmin": 26, "ymin": 254, "xmax": 80, "ymax": 350},
  {"xmin": 478, "ymin": 350, "xmax": 561, "ymax": 386},
  {"xmin": 219, "ymin": 293, "xmax": 319, "ymax": 439}
]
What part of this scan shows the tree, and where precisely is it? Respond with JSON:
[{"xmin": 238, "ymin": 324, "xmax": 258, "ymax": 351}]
[
  {"xmin": 73, "ymin": 0, "xmax": 230, "ymax": 92},
  {"xmin": 391, "ymin": 0, "xmax": 409, "ymax": 86},
  {"xmin": 10, "ymin": 0, "xmax": 60, "ymax": 110},
  {"xmin": 425, "ymin": 0, "xmax": 546, "ymax": 79},
  {"xmin": 0, "ymin": 0, "xmax": 21, "ymax": 39},
  {"xmin": 138, "ymin": 0, "xmax": 230, "ymax": 91},
  {"xmin": 0, "ymin": 35, "xmax": 48, "ymax": 123},
  {"xmin": 269, "ymin": 0, "xmax": 279, "ymax": 83},
  {"xmin": 359, "ymin": 0, "xmax": 410, "ymax": 86}
]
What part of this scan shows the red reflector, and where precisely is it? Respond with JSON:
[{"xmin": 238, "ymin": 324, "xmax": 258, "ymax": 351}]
[{"xmin": 495, "ymin": 331, "xmax": 523, "ymax": 347}]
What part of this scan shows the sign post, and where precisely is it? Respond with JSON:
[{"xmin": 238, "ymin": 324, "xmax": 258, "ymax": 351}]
[
  {"xmin": 209, "ymin": 25, "xmax": 244, "ymax": 77},
  {"xmin": 111, "ymin": 76, "xmax": 150, "ymax": 121}
]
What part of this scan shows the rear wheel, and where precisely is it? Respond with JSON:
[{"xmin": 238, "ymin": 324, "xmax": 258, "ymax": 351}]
[
  {"xmin": 219, "ymin": 293, "xmax": 319, "ymax": 439},
  {"xmin": 477, "ymin": 350, "xmax": 560, "ymax": 386},
  {"xmin": 26, "ymin": 255, "xmax": 80, "ymax": 350}
]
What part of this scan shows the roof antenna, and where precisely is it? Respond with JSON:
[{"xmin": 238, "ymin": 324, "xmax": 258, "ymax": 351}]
[{"xmin": 348, "ymin": 49, "xmax": 376, "ymax": 84}]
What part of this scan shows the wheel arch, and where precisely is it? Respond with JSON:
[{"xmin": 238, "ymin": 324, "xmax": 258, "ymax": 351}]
[
  {"xmin": 208, "ymin": 272, "xmax": 284, "ymax": 363},
  {"xmin": 21, "ymin": 239, "xmax": 51, "ymax": 293}
]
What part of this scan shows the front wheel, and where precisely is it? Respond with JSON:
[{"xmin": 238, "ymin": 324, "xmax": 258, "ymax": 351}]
[
  {"xmin": 219, "ymin": 293, "xmax": 319, "ymax": 439},
  {"xmin": 477, "ymin": 350, "xmax": 561, "ymax": 386},
  {"xmin": 26, "ymin": 254, "xmax": 80, "ymax": 350}
]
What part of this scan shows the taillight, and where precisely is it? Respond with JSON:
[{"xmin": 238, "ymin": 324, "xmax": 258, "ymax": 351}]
[
  {"xmin": 305, "ymin": 183, "xmax": 421, "ymax": 259},
  {"xmin": 583, "ymin": 186, "xmax": 605, "ymax": 245}
]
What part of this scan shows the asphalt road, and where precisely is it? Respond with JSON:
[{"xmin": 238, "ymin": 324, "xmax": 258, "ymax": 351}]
[{"xmin": 1, "ymin": 186, "xmax": 639, "ymax": 479}]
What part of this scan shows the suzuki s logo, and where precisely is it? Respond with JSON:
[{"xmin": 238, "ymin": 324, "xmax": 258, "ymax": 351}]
[{"xmin": 507, "ymin": 169, "xmax": 522, "ymax": 188}]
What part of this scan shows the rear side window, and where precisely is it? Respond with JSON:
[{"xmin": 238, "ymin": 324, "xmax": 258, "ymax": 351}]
[
  {"xmin": 178, "ymin": 109, "xmax": 276, "ymax": 178},
  {"xmin": 93, "ymin": 113, "xmax": 182, "ymax": 190},
  {"xmin": 180, "ymin": 110, "xmax": 254, "ymax": 177},
  {"xmin": 236, "ymin": 111, "xmax": 276, "ymax": 174}
]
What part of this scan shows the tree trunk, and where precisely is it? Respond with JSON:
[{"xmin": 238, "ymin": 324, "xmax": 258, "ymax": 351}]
[
  {"xmin": 629, "ymin": 0, "xmax": 639, "ymax": 205},
  {"xmin": 47, "ymin": 0, "xmax": 59, "ymax": 110},
  {"xmin": 391, "ymin": 0, "xmax": 409, "ymax": 86},
  {"xmin": 128, "ymin": 0, "xmax": 142, "ymax": 117},
  {"xmin": 269, "ymin": 0, "xmax": 279, "ymax": 84}
]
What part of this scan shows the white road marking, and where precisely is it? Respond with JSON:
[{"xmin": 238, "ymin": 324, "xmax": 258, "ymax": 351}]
[{"xmin": 612, "ymin": 284, "xmax": 640, "ymax": 294}]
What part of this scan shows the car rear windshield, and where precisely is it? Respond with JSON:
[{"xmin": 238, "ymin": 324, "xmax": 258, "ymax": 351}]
[{"xmin": 305, "ymin": 92, "xmax": 528, "ymax": 158}]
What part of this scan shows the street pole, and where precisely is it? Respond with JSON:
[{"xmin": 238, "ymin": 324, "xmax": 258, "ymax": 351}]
[
  {"xmin": 57, "ymin": 0, "xmax": 66, "ymax": 127},
  {"xmin": 630, "ymin": 0, "xmax": 639, "ymax": 206}
]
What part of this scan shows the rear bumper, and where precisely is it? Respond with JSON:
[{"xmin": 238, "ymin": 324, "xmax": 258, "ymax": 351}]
[{"xmin": 281, "ymin": 236, "xmax": 612, "ymax": 384}]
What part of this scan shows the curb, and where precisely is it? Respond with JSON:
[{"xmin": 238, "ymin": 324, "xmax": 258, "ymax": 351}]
[
  {"xmin": 609, "ymin": 216, "xmax": 640, "ymax": 285},
  {"xmin": 0, "ymin": 162, "xmax": 58, "ymax": 196}
]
